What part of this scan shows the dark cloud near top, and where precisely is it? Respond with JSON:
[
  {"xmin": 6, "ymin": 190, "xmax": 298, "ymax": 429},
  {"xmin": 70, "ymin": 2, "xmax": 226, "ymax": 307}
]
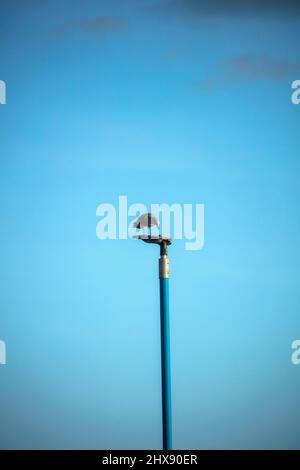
[
  {"xmin": 193, "ymin": 55, "xmax": 300, "ymax": 89},
  {"xmin": 55, "ymin": 16, "xmax": 126, "ymax": 36},
  {"xmin": 79, "ymin": 16, "xmax": 126, "ymax": 34},
  {"xmin": 160, "ymin": 46, "xmax": 186, "ymax": 61},
  {"xmin": 148, "ymin": 0, "xmax": 300, "ymax": 19},
  {"xmin": 227, "ymin": 56, "xmax": 300, "ymax": 78}
]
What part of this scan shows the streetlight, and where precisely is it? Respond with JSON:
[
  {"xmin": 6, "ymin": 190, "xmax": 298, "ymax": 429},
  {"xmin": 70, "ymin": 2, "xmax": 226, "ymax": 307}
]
[{"xmin": 133, "ymin": 214, "xmax": 173, "ymax": 451}]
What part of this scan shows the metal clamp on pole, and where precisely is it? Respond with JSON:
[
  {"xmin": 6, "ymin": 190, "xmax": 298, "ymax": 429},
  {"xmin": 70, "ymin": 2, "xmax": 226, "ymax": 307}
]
[{"xmin": 159, "ymin": 245, "xmax": 170, "ymax": 279}]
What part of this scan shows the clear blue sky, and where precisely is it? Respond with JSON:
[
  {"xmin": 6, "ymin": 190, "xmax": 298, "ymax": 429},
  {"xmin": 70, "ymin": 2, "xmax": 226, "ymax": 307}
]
[{"xmin": 0, "ymin": 0, "xmax": 300, "ymax": 449}]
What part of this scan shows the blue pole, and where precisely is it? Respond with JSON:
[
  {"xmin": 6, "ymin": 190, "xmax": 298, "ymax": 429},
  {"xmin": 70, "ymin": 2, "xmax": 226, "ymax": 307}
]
[{"xmin": 159, "ymin": 250, "xmax": 172, "ymax": 450}]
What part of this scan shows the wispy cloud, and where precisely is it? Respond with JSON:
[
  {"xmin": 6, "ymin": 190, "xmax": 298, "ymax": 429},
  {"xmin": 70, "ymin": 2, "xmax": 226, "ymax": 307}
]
[
  {"xmin": 228, "ymin": 56, "xmax": 300, "ymax": 79},
  {"xmin": 160, "ymin": 47, "xmax": 186, "ymax": 62},
  {"xmin": 55, "ymin": 15, "xmax": 127, "ymax": 37},
  {"xmin": 193, "ymin": 55, "xmax": 300, "ymax": 89},
  {"xmin": 148, "ymin": 0, "xmax": 300, "ymax": 20}
]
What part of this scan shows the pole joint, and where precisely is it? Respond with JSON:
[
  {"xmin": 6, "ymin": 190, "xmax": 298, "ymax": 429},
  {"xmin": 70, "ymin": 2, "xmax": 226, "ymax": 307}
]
[{"xmin": 159, "ymin": 255, "xmax": 170, "ymax": 279}]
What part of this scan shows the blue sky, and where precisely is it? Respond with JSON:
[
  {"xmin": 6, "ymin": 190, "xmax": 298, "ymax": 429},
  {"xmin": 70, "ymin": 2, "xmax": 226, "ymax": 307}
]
[{"xmin": 0, "ymin": 0, "xmax": 300, "ymax": 449}]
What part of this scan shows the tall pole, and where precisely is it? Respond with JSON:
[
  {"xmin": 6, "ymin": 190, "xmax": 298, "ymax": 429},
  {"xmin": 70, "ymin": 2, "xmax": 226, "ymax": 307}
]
[
  {"xmin": 159, "ymin": 241, "xmax": 172, "ymax": 450},
  {"xmin": 134, "ymin": 232, "xmax": 173, "ymax": 450}
]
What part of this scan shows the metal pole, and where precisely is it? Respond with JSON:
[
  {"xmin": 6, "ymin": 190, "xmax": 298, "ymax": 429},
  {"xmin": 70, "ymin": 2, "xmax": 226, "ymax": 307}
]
[
  {"xmin": 159, "ymin": 241, "xmax": 172, "ymax": 450},
  {"xmin": 134, "ymin": 232, "xmax": 173, "ymax": 449}
]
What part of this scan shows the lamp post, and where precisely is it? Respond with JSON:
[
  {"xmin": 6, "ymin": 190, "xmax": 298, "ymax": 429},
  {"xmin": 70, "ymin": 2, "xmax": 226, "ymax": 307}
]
[{"xmin": 134, "ymin": 233, "xmax": 173, "ymax": 450}]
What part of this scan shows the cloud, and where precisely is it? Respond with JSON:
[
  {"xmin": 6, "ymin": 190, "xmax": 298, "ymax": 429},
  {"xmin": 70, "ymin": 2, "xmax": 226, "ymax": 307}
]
[
  {"xmin": 228, "ymin": 56, "xmax": 300, "ymax": 79},
  {"xmin": 193, "ymin": 55, "xmax": 300, "ymax": 89},
  {"xmin": 148, "ymin": 0, "xmax": 300, "ymax": 20},
  {"xmin": 160, "ymin": 47, "xmax": 186, "ymax": 62},
  {"xmin": 55, "ymin": 15, "xmax": 126, "ymax": 37}
]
